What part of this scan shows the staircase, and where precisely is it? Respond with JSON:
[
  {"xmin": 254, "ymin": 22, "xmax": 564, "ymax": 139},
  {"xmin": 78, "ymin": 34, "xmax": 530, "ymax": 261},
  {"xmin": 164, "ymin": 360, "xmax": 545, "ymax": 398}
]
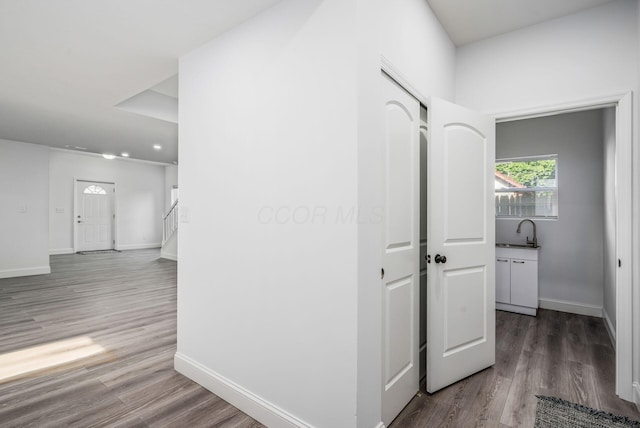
[{"xmin": 161, "ymin": 200, "xmax": 178, "ymax": 260}]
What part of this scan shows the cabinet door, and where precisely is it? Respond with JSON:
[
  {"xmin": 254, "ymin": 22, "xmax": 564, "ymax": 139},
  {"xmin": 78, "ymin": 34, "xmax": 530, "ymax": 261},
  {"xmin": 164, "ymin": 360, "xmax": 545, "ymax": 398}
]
[
  {"xmin": 495, "ymin": 258, "xmax": 510, "ymax": 304},
  {"xmin": 510, "ymin": 259, "xmax": 538, "ymax": 308}
]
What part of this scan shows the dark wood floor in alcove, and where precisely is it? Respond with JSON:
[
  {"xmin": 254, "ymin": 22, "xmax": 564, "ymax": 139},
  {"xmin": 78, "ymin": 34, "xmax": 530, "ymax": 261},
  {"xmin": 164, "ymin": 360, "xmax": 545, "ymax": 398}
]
[
  {"xmin": 391, "ymin": 309, "xmax": 640, "ymax": 427},
  {"xmin": 0, "ymin": 250, "xmax": 637, "ymax": 427}
]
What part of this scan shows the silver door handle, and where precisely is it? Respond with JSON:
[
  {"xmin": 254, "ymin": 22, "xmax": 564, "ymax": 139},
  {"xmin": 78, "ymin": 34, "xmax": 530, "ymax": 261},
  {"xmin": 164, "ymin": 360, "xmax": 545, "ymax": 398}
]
[
  {"xmin": 512, "ymin": 260, "xmax": 525, "ymax": 264},
  {"xmin": 497, "ymin": 258, "xmax": 508, "ymax": 262}
]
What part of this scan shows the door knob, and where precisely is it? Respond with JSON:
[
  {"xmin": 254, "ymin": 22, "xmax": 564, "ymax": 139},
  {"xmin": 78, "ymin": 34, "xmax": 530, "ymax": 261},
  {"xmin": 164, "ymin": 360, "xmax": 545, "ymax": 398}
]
[{"xmin": 434, "ymin": 254, "xmax": 447, "ymax": 264}]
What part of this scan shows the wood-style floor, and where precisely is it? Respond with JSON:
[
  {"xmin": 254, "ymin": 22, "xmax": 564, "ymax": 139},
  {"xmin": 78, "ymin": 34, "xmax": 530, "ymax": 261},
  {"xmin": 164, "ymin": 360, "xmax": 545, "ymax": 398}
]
[
  {"xmin": 391, "ymin": 309, "xmax": 640, "ymax": 427},
  {"xmin": 1, "ymin": 250, "xmax": 638, "ymax": 427},
  {"xmin": 0, "ymin": 250, "xmax": 263, "ymax": 428}
]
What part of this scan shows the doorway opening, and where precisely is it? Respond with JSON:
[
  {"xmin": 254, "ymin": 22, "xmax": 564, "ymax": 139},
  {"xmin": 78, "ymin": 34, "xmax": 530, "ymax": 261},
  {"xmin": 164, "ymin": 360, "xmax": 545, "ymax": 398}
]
[
  {"xmin": 495, "ymin": 93, "xmax": 633, "ymax": 402},
  {"xmin": 74, "ymin": 179, "xmax": 116, "ymax": 253}
]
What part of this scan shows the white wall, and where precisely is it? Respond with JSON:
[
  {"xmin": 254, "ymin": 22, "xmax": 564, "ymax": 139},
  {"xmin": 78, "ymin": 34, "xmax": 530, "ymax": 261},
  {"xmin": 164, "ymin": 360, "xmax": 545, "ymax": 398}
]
[
  {"xmin": 378, "ymin": 0, "xmax": 456, "ymax": 100},
  {"xmin": 0, "ymin": 139, "xmax": 50, "ymax": 278},
  {"xmin": 603, "ymin": 107, "xmax": 617, "ymax": 330},
  {"xmin": 177, "ymin": 1, "xmax": 360, "ymax": 427},
  {"xmin": 177, "ymin": 0, "xmax": 457, "ymax": 425},
  {"xmin": 49, "ymin": 150, "xmax": 165, "ymax": 253},
  {"xmin": 496, "ymin": 110, "xmax": 605, "ymax": 312},
  {"xmin": 456, "ymin": 0, "xmax": 638, "ymax": 114}
]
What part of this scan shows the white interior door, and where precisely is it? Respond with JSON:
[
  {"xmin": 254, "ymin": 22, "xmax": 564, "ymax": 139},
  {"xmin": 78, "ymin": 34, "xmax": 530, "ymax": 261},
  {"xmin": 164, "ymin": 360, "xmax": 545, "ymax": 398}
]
[
  {"xmin": 76, "ymin": 181, "xmax": 114, "ymax": 251},
  {"xmin": 381, "ymin": 73, "xmax": 420, "ymax": 425},
  {"xmin": 426, "ymin": 97, "xmax": 495, "ymax": 393}
]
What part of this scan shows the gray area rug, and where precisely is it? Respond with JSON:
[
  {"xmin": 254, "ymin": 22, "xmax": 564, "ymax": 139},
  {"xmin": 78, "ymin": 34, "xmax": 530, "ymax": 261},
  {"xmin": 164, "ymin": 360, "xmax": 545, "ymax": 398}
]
[{"xmin": 535, "ymin": 396, "xmax": 640, "ymax": 428}]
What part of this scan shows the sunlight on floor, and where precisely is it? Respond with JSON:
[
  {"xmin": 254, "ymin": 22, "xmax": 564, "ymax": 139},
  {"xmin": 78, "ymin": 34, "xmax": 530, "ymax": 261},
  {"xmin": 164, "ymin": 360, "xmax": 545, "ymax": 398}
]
[{"xmin": 0, "ymin": 336, "xmax": 106, "ymax": 383}]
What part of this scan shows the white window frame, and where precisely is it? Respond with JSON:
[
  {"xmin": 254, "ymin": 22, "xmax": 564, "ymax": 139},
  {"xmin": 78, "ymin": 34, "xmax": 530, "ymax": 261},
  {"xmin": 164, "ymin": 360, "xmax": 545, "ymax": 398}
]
[{"xmin": 495, "ymin": 154, "xmax": 558, "ymax": 219}]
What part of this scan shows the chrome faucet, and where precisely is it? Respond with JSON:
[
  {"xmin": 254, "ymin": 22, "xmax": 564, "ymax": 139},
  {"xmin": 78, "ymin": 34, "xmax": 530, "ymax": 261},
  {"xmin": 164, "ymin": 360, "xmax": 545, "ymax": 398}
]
[{"xmin": 516, "ymin": 219, "xmax": 538, "ymax": 248}]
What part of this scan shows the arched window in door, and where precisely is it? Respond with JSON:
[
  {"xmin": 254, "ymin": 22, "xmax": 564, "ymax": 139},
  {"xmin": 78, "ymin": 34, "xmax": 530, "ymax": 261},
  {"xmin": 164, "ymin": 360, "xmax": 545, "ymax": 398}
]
[{"xmin": 83, "ymin": 185, "xmax": 107, "ymax": 195}]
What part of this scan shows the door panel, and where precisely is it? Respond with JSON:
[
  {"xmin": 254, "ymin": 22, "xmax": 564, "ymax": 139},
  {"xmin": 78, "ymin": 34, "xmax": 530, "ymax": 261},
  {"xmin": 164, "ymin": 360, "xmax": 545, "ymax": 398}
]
[
  {"xmin": 381, "ymin": 73, "xmax": 420, "ymax": 426},
  {"xmin": 385, "ymin": 104, "xmax": 415, "ymax": 249},
  {"xmin": 443, "ymin": 126, "xmax": 486, "ymax": 242},
  {"xmin": 443, "ymin": 267, "xmax": 486, "ymax": 352},
  {"xmin": 427, "ymin": 97, "xmax": 495, "ymax": 393},
  {"xmin": 385, "ymin": 276, "xmax": 414, "ymax": 384}
]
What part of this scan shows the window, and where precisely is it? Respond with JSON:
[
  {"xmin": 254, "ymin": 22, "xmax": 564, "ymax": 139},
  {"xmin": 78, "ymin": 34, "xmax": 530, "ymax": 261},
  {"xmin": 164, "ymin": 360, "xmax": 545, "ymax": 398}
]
[
  {"xmin": 495, "ymin": 155, "xmax": 558, "ymax": 218},
  {"xmin": 83, "ymin": 185, "xmax": 107, "ymax": 195}
]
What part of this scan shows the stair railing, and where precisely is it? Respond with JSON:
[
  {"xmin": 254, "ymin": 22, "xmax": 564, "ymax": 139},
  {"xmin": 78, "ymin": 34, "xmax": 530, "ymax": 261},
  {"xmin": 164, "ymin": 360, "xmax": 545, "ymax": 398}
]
[{"xmin": 163, "ymin": 199, "xmax": 179, "ymax": 245}]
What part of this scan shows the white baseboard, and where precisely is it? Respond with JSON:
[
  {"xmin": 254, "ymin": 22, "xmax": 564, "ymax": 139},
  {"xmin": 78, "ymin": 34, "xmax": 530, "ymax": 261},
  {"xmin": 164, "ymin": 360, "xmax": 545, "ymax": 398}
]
[
  {"xmin": 496, "ymin": 302, "xmax": 537, "ymax": 316},
  {"xmin": 116, "ymin": 243, "xmax": 161, "ymax": 251},
  {"xmin": 374, "ymin": 423, "xmax": 385, "ymax": 428},
  {"xmin": 633, "ymin": 382, "xmax": 640, "ymax": 412},
  {"xmin": 49, "ymin": 248, "xmax": 74, "ymax": 255},
  {"xmin": 538, "ymin": 298, "xmax": 603, "ymax": 318},
  {"xmin": 160, "ymin": 251, "xmax": 177, "ymax": 261},
  {"xmin": 602, "ymin": 308, "xmax": 616, "ymax": 347},
  {"xmin": 0, "ymin": 265, "xmax": 50, "ymax": 279},
  {"xmin": 174, "ymin": 353, "xmax": 313, "ymax": 428}
]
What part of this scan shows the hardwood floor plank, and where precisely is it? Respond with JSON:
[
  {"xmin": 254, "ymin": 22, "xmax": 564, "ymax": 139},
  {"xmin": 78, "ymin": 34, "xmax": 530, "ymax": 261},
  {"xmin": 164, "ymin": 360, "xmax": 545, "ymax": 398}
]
[
  {"xmin": 539, "ymin": 333, "xmax": 569, "ymax": 395},
  {"xmin": 584, "ymin": 315, "xmax": 611, "ymax": 346},
  {"xmin": 459, "ymin": 372, "xmax": 512, "ymax": 428},
  {"xmin": 500, "ymin": 350, "xmax": 545, "ymax": 427},
  {"xmin": 565, "ymin": 312, "xmax": 590, "ymax": 365},
  {"xmin": 567, "ymin": 360, "xmax": 601, "ymax": 411},
  {"xmin": 495, "ymin": 311, "xmax": 530, "ymax": 379},
  {"xmin": 521, "ymin": 315, "xmax": 547, "ymax": 356},
  {"xmin": 388, "ymin": 392, "xmax": 438, "ymax": 427}
]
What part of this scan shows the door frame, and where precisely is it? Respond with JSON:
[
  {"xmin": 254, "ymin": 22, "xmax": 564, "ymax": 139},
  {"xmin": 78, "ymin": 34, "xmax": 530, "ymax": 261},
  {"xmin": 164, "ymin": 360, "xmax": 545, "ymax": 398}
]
[
  {"xmin": 73, "ymin": 178, "xmax": 118, "ymax": 253},
  {"xmin": 493, "ymin": 92, "xmax": 634, "ymax": 402},
  {"xmin": 381, "ymin": 58, "xmax": 428, "ymax": 106}
]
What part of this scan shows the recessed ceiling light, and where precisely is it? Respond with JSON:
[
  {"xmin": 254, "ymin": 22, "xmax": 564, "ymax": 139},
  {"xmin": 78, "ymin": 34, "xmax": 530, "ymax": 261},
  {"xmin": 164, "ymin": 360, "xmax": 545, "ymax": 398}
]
[
  {"xmin": 121, "ymin": 152, "xmax": 130, "ymax": 157},
  {"xmin": 153, "ymin": 144, "xmax": 162, "ymax": 150},
  {"xmin": 102, "ymin": 153, "xmax": 116, "ymax": 160}
]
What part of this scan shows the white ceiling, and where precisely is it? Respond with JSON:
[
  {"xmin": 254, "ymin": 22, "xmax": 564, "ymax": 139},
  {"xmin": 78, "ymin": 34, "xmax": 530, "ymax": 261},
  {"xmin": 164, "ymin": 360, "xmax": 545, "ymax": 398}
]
[
  {"xmin": 0, "ymin": 0, "xmax": 282, "ymax": 163},
  {"xmin": 427, "ymin": 0, "xmax": 617, "ymax": 46},
  {"xmin": 0, "ymin": 1, "xmax": 620, "ymax": 163}
]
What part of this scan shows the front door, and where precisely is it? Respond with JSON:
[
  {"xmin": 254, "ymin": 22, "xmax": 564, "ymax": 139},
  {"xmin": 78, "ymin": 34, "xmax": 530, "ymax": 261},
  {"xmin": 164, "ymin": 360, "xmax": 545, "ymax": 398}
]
[
  {"xmin": 76, "ymin": 181, "xmax": 114, "ymax": 252},
  {"xmin": 426, "ymin": 97, "xmax": 496, "ymax": 393}
]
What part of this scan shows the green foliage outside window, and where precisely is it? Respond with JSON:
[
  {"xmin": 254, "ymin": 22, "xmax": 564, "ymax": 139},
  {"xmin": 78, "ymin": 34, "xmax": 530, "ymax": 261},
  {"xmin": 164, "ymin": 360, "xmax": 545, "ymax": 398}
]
[{"xmin": 495, "ymin": 160, "xmax": 556, "ymax": 187}]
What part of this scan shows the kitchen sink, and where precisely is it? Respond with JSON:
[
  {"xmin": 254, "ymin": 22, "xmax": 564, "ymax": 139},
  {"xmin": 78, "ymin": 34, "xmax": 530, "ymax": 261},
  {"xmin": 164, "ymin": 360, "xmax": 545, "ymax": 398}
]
[{"xmin": 496, "ymin": 243, "xmax": 539, "ymax": 249}]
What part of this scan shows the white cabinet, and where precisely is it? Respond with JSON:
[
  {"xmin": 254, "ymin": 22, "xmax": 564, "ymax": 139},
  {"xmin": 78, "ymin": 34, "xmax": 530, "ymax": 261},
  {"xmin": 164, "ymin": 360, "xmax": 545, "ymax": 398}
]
[{"xmin": 495, "ymin": 246, "xmax": 539, "ymax": 316}]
